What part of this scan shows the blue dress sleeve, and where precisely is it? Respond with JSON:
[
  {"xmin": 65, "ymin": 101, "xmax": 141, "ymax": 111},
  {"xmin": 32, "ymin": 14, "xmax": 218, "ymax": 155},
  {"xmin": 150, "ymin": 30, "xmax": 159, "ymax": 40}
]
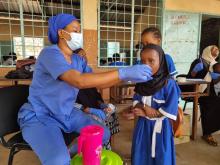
[
  {"xmin": 165, "ymin": 54, "xmax": 177, "ymax": 76},
  {"xmin": 39, "ymin": 46, "xmax": 72, "ymax": 80},
  {"xmin": 133, "ymin": 93, "xmax": 142, "ymax": 107},
  {"xmin": 159, "ymin": 79, "xmax": 180, "ymax": 120}
]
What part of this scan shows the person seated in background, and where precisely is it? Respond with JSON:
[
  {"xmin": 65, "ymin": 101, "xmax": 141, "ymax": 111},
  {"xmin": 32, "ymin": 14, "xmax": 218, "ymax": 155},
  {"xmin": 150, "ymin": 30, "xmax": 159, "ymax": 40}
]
[
  {"xmin": 107, "ymin": 57, "xmax": 113, "ymax": 65},
  {"xmin": 198, "ymin": 62, "xmax": 220, "ymax": 146},
  {"xmin": 210, "ymin": 62, "xmax": 220, "ymax": 96},
  {"xmin": 76, "ymin": 88, "xmax": 120, "ymax": 136},
  {"xmin": 186, "ymin": 45, "xmax": 219, "ymax": 92},
  {"xmin": 109, "ymin": 53, "xmax": 126, "ymax": 66},
  {"xmin": 70, "ymin": 65, "xmax": 120, "ymax": 152},
  {"xmin": 2, "ymin": 52, "xmax": 17, "ymax": 66},
  {"xmin": 134, "ymin": 43, "xmax": 142, "ymax": 64}
]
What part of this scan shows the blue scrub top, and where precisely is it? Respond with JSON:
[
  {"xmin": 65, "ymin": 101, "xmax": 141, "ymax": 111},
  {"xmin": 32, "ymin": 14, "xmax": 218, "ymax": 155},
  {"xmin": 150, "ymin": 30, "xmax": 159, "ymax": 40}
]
[
  {"xmin": 18, "ymin": 45, "xmax": 90, "ymax": 131},
  {"xmin": 109, "ymin": 61, "xmax": 127, "ymax": 66},
  {"xmin": 165, "ymin": 54, "xmax": 177, "ymax": 76}
]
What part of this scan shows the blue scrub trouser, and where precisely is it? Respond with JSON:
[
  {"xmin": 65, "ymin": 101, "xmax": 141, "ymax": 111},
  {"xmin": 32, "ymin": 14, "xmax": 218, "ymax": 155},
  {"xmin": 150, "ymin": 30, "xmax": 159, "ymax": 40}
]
[{"xmin": 20, "ymin": 110, "xmax": 110, "ymax": 165}]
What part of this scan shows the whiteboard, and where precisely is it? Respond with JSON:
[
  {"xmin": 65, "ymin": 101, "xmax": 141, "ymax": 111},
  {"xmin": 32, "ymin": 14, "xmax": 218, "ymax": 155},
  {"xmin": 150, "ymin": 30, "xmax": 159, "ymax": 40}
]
[{"xmin": 162, "ymin": 11, "xmax": 201, "ymax": 74}]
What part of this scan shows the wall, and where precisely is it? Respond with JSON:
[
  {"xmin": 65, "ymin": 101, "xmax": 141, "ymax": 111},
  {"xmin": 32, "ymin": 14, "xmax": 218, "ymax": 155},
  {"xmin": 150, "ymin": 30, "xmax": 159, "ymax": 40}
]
[
  {"xmin": 200, "ymin": 18, "xmax": 220, "ymax": 53},
  {"xmin": 0, "ymin": 20, "xmax": 48, "ymax": 42},
  {"xmin": 165, "ymin": 0, "xmax": 220, "ymax": 15},
  {"xmin": 134, "ymin": 3, "xmax": 158, "ymax": 45}
]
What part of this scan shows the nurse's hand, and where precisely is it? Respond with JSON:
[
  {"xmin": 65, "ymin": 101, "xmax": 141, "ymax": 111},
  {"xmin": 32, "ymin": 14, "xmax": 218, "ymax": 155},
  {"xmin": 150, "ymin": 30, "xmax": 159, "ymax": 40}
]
[
  {"xmin": 118, "ymin": 64, "xmax": 152, "ymax": 83},
  {"xmin": 192, "ymin": 60, "xmax": 203, "ymax": 73},
  {"xmin": 89, "ymin": 108, "xmax": 106, "ymax": 120},
  {"xmin": 210, "ymin": 72, "xmax": 220, "ymax": 80}
]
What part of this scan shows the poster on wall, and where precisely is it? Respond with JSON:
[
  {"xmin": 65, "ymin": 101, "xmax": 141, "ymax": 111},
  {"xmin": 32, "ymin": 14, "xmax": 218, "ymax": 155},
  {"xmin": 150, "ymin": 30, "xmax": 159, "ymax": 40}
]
[
  {"xmin": 162, "ymin": 11, "xmax": 201, "ymax": 74},
  {"xmin": 107, "ymin": 42, "xmax": 120, "ymax": 57}
]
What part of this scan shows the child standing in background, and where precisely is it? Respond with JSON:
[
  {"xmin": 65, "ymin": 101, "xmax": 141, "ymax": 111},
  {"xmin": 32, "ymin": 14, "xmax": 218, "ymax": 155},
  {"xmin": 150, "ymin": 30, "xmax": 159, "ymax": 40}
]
[
  {"xmin": 131, "ymin": 44, "xmax": 180, "ymax": 165},
  {"xmin": 123, "ymin": 27, "xmax": 178, "ymax": 120}
]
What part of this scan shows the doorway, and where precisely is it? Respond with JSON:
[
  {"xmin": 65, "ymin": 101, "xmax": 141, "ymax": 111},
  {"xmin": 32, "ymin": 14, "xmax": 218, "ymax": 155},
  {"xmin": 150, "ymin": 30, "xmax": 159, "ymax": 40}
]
[{"xmin": 200, "ymin": 14, "xmax": 220, "ymax": 59}]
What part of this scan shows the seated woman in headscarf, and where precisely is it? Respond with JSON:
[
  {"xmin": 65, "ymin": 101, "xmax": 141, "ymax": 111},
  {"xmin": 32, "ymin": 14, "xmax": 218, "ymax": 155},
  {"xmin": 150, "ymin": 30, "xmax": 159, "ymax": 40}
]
[
  {"xmin": 186, "ymin": 45, "xmax": 219, "ymax": 92},
  {"xmin": 74, "ymin": 65, "xmax": 120, "ymax": 149},
  {"xmin": 131, "ymin": 44, "xmax": 180, "ymax": 165},
  {"xmin": 198, "ymin": 62, "xmax": 220, "ymax": 146}
]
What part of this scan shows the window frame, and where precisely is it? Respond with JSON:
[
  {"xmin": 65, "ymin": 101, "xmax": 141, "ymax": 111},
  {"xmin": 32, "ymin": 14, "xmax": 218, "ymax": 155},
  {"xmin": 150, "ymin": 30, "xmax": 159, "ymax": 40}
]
[{"xmin": 97, "ymin": 0, "xmax": 164, "ymax": 67}]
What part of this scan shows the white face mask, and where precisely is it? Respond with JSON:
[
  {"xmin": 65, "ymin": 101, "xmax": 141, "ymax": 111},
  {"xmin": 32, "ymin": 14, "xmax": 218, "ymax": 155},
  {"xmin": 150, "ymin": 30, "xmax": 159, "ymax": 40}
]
[{"xmin": 64, "ymin": 31, "xmax": 83, "ymax": 51}]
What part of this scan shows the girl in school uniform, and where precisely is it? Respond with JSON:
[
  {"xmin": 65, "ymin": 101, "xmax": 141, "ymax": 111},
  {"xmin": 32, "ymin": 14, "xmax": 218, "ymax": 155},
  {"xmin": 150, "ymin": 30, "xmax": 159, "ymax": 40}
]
[{"xmin": 131, "ymin": 44, "xmax": 180, "ymax": 165}]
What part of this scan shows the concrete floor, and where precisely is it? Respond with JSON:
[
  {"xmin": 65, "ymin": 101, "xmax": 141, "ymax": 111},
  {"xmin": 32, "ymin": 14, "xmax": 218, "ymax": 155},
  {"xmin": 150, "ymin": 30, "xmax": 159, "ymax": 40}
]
[{"xmin": 1, "ymin": 112, "xmax": 220, "ymax": 165}]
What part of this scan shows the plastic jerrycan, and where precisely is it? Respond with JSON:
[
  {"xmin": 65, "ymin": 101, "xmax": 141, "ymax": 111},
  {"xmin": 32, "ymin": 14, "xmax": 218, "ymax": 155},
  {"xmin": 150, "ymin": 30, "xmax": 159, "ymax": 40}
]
[{"xmin": 78, "ymin": 125, "xmax": 104, "ymax": 165}]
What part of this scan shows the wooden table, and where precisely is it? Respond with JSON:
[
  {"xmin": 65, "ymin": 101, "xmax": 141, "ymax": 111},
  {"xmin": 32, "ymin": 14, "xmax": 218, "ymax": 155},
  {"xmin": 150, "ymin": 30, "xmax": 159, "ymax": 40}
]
[
  {"xmin": 178, "ymin": 80, "xmax": 210, "ymax": 140},
  {"xmin": 110, "ymin": 81, "xmax": 135, "ymax": 103},
  {"xmin": 0, "ymin": 77, "xmax": 32, "ymax": 86},
  {"xmin": 110, "ymin": 79, "xmax": 210, "ymax": 140}
]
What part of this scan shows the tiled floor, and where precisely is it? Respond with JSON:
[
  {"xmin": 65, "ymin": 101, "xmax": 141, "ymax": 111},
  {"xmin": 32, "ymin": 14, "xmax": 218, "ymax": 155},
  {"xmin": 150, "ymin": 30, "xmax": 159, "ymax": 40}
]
[{"xmin": 1, "ymin": 112, "xmax": 220, "ymax": 165}]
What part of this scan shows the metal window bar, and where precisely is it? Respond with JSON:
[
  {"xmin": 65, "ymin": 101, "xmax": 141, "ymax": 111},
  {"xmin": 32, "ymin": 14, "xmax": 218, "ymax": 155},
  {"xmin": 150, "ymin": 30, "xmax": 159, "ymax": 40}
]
[
  {"xmin": 98, "ymin": 0, "xmax": 163, "ymax": 67},
  {"xmin": 0, "ymin": 0, "xmax": 81, "ymax": 67}
]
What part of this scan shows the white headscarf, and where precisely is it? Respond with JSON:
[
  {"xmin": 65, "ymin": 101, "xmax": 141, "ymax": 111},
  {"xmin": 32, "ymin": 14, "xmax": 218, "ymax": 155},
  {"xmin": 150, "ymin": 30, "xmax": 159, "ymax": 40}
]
[
  {"xmin": 202, "ymin": 45, "xmax": 218, "ymax": 65},
  {"xmin": 199, "ymin": 45, "xmax": 219, "ymax": 92}
]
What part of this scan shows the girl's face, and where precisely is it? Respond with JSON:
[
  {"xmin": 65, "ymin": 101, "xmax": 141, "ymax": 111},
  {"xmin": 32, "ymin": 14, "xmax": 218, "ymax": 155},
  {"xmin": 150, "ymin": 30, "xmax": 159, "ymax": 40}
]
[
  {"xmin": 141, "ymin": 32, "xmax": 161, "ymax": 46},
  {"xmin": 211, "ymin": 46, "xmax": 219, "ymax": 59},
  {"xmin": 141, "ymin": 49, "xmax": 160, "ymax": 75}
]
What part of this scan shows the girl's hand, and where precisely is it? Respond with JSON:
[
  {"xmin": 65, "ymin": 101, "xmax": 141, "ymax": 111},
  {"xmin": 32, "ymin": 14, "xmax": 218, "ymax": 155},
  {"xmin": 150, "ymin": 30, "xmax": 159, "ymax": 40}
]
[
  {"xmin": 134, "ymin": 103, "xmax": 144, "ymax": 109},
  {"xmin": 77, "ymin": 49, "xmax": 87, "ymax": 61},
  {"xmin": 74, "ymin": 48, "xmax": 87, "ymax": 61},
  {"xmin": 133, "ymin": 108, "xmax": 146, "ymax": 117},
  {"xmin": 89, "ymin": 108, "xmax": 106, "ymax": 120},
  {"xmin": 104, "ymin": 107, "xmax": 112, "ymax": 114},
  {"xmin": 144, "ymin": 105, "xmax": 161, "ymax": 118}
]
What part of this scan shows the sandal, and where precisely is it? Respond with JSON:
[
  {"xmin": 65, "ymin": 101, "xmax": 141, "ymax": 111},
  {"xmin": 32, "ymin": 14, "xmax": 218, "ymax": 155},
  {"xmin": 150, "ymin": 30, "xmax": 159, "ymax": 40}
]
[{"xmin": 202, "ymin": 135, "xmax": 218, "ymax": 146}]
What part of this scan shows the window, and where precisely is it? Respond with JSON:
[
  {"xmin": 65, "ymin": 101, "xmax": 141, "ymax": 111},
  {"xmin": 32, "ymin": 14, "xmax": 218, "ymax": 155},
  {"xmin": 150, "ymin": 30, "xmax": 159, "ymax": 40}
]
[
  {"xmin": 13, "ymin": 37, "xmax": 44, "ymax": 58},
  {"xmin": 107, "ymin": 42, "xmax": 120, "ymax": 57},
  {"xmin": 98, "ymin": 0, "xmax": 163, "ymax": 67},
  {"xmin": 0, "ymin": 0, "xmax": 82, "ymax": 67}
]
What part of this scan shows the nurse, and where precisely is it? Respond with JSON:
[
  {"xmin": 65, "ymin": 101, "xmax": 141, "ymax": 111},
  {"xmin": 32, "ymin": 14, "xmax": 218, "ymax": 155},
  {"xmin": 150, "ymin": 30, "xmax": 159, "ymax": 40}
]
[{"xmin": 17, "ymin": 13, "xmax": 152, "ymax": 165}]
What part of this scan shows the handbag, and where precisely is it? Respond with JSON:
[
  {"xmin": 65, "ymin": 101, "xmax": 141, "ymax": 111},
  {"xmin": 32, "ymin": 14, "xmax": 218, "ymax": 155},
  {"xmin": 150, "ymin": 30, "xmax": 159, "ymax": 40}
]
[
  {"xmin": 171, "ymin": 106, "xmax": 184, "ymax": 138},
  {"xmin": 16, "ymin": 59, "xmax": 36, "ymax": 69}
]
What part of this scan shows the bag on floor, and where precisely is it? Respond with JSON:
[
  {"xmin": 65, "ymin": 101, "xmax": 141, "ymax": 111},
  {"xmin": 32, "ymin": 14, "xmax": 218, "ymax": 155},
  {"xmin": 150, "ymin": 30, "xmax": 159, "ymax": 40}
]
[{"xmin": 171, "ymin": 106, "xmax": 184, "ymax": 138}]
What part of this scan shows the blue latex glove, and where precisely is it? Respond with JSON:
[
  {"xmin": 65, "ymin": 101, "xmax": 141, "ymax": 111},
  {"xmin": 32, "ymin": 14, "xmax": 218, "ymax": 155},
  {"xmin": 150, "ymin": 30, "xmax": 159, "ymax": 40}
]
[
  {"xmin": 192, "ymin": 60, "xmax": 204, "ymax": 72},
  {"xmin": 89, "ymin": 108, "xmax": 106, "ymax": 120},
  {"xmin": 118, "ymin": 64, "xmax": 152, "ymax": 83},
  {"xmin": 210, "ymin": 72, "xmax": 220, "ymax": 80},
  {"xmin": 100, "ymin": 103, "xmax": 108, "ymax": 109}
]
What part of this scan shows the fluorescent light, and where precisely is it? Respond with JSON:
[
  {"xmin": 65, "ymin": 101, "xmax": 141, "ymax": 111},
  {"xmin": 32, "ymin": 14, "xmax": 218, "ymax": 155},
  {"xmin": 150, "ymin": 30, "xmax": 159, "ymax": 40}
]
[
  {"xmin": 100, "ymin": 25, "xmax": 131, "ymax": 30},
  {"xmin": 0, "ymin": 16, "xmax": 46, "ymax": 22}
]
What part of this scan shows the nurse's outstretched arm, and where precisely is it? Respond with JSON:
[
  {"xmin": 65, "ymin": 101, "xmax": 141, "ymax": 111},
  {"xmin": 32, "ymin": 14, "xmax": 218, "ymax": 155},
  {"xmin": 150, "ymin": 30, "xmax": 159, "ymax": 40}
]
[{"xmin": 60, "ymin": 65, "xmax": 152, "ymax": 89}]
